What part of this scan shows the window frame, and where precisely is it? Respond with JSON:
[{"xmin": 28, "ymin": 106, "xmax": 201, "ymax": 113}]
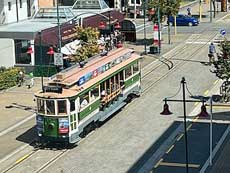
[{"xmin": 57, "ymin": 100, "xmax": 67, "ymax": 115}]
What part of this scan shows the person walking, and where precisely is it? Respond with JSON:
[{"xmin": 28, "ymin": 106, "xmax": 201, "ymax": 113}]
[
  {"xmin": 187, "ymin": 7, "xmax": 191, "ymax": 16},
  {"xmin": 17, "ymin": 70, "xmax": 24, "ymax": 87},
  {"xmin": 208, "ymin": 42, "xmax": 216, "ymax": 63}
]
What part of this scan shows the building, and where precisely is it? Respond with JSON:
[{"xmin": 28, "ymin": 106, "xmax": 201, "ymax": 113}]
[
  {"xmin": 0, "ymin": 0, "xmax": 38, "ymax": 25},
  {"xmin": 0, "ymin": 0, "xmax": 124, "ymax": 72}
]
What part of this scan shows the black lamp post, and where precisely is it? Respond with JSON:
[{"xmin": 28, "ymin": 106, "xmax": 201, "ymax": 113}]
[
  {"xmin": 143, "ymin": 0, "xmax": 147, "ymax": 55},
  {"xmin": 160, "ymin": 77, "xmax": 209, "ymax": 173},
  {"xmin": 157, "ymin": 0, "xmax": 161, "ymax": 54},
  {"xmin": 39, "ymin": 31, "xmax": 44, "ymax": 90}
]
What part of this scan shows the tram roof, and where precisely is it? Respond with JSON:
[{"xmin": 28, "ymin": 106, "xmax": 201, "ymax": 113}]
[{"xmin": 35, "ymin": 48, "xmax": 140, "ymax": 98}]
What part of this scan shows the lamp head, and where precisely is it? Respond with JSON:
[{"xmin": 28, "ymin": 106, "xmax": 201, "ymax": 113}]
[
  {"xmin": 160, "ymin": 101, "xmax": 172, "ymax": 115},
  {"xmin": 198, "ymin": 104, "xmax": 209, "ymax": 117},
  {"xmin": 47, "ymin": 47, "xmax": 54, "ymax": 55}
]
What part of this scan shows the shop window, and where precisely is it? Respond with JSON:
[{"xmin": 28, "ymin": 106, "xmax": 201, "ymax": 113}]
[
  {"xmin": 133, "ymin": 61, "xmax": 139, "ymax": 74},
  {"xmin": 57, "ymin": 100, "xmax": 67, "ymax": 114},
  {"xmin": 70, "ymin": 99, "xmax": 75, "ymax": 112},
  {"xmin": 80, "ymin": 92, "xmax": 89, "ymax": 109},
  {"xmin": 46, "ymin": 100, "xmax": 55, "ymax": 115},
  {"xmin": 125, "ymin": 66, "xmax": 132, "ymax": 79},
  {"xmin": 37, "ymin": 99, "xmax": 45, "ymax": 114},
  {"xmin": 90, "ymin": 86, "xmax": 99, "ymax": 101},
  {"xmin": 8, "ymin": 2, "xmax": 11, "ymax": 11},
  {"xmin": 131, "ymin": 0, "xmax": 140, "ymax": 5},
  {"xmin": 15, "ymin": 40, "xmax": 32, "ymax": 65}
]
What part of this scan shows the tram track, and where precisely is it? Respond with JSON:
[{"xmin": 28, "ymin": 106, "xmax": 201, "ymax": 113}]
[
  {"xmin": 140, "ymin": 32, "xmax": 218, "ymax": 94},
  {"xmin": 1, "ymin": 143, "xmax": 69, "ymax": 173}
]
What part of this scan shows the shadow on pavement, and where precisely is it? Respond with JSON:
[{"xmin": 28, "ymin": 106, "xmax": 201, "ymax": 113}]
[
  {"xmin": 16, "ymin": 126, "xmax": 37, "ymax": 144},
  {"xmin": 127, "ymin": 121, "xmax": 181, "ymax": 173}
]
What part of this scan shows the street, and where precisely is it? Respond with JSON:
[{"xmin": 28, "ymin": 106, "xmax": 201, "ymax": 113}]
[{"xmin": 1, "ymin": 2, "xmax": 230, "ymax": 173}]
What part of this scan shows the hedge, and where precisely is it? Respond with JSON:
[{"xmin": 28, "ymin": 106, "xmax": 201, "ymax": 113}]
[
  {"xmin": 0, "ymin": 67, "xmax": 21, "ymax": 90},
  {"xmin": 33, "ymin": 65, "xmax": 57, "ymax": 77}
]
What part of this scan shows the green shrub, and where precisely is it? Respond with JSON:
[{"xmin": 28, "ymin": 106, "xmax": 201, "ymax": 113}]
[
  {"xmin": 33, "ymin": 65, "xmax": 57, "ymax": 77},
  {"xmin": 0, "ymin": 67, "xmax": 22, "ymax": 90}
]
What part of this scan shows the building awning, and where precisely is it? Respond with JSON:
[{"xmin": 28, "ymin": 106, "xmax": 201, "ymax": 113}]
[{"xmin": 61, "ymin": 39, "xmax": 81, "ymax": 55}]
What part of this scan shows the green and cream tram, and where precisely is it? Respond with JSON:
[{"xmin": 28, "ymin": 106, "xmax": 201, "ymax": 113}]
[{"xmin": 35, "ymin": 48, "xmax": 141, "ymax": 144}]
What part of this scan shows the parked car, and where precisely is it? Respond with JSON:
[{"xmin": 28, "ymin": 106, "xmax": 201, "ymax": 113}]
[{"xmin": 168, "ymin": 14, "xmax": 199, "ymax": 26}]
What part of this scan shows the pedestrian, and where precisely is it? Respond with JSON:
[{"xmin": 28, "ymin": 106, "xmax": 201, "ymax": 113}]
[
  {"xmin": 27, "ymin": 72, "xmax": 34, "ymax": 89},
  {"xmin": 208, "ymin": 42, "xmax": 216, "ymax": 63},
  {"xmin": 17, "ymin": 70, "xmax": 24, "ymax": 87},
  {"xmin": 187, "ymin": 7, "xmax": 191, "ymax": 16}
]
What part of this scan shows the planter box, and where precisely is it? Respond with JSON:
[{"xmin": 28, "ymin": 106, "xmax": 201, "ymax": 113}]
[{"xmin": 149, "ymin": 46, "xmax": 159, "ymax": 54}]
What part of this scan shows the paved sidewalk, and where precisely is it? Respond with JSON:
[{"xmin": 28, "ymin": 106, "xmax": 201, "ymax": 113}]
[{"xmin": 0, "ymin": 78, "xmax": 42, "ymax": 133}]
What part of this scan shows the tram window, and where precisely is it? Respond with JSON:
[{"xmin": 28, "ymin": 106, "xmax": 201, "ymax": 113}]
[
  {"xmin": 125, "ymin": 66, "xmax": 132, "ymax": 79},
  {"xmin": 90, "ymin": 86, "xmax": 99, "ymax": 101},
  {"xmin": 57, "ymin": 100, "xmax": 67, "ymax": 114},
  {"xmin": 70, "ymin": 100, "xmax": 75, "ymax": 112},
  {"xmin": 80, "ymin": 93, "xmax": 89, "ymax": 109},
  {"xmin": 37, "ymin": 99, "xmax": 45, "ymax": 114},
  {"xmin": 46, "ymin": 100, "xmax": 55, "ymax": 115},
  {"xmin": 133, "ymin": 61, "xmax": 139, "ymax": 74}
]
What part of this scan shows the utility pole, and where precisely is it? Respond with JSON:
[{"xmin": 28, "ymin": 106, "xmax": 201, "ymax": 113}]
[
  {"xmin": 210, "ymin": 0, "xmax": 213, "ymax": 22},
  {"xmin": 134, "ymin": 0, "xmax": 137, "ymax": 20},
  {"xmin": 57, "ymin": 0, "xmax": 62, "ymax": 52},
  {"xmin": 143, "ymin": 0, "xmax": 147, "ymax": 54},
  {"xmin": 199, "ymin": 0, "xmax": 202, "ymax": 22},
  {"xmin": 157, "ymin": 0, "xmax": 161, "ymax": 54}
]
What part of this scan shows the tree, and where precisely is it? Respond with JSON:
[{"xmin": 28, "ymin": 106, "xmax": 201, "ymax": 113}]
[
  {"xmin": 211, "ymin": 39, "xmax": 230, "ymax": 81},
  {"xmin": 71, "ymin": 26, "xmax": 100, "ymax": 66},
  {"xmin": 148, "ymin": 0, "xmax": 181, "ymax": 44}
]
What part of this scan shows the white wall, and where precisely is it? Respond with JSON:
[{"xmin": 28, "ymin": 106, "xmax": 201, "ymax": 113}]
[
  {"xmin": 18, "ymin": 0, "xmax": 28, "ymax": 20},
  {"xmin": 2, "ymin": 0, "xmax": 38, "ymax": 24},
  {"xmin": 0, "ymin": 39, "xmax": 15, "ymax": 68}
]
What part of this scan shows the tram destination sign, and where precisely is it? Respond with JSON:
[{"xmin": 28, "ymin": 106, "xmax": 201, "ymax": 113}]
[{"xmin": 42, "ymin": 85, "xmax": 63, "ymax": 93}]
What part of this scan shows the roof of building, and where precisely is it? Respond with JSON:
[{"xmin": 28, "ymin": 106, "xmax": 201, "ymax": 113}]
[{"xmin": 0, "ymin": 5, "xmax": 115, "ymax": 40}]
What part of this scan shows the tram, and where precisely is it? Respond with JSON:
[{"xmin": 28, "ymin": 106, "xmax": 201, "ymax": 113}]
[{"xmin": 34, "ymin": 48, "xmax": 141, "ymax": 144}]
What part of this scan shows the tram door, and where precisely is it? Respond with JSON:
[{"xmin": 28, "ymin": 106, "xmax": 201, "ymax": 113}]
[{"xmin": 69, "ymin": 98, "xmax": 80, "ymax": 136}]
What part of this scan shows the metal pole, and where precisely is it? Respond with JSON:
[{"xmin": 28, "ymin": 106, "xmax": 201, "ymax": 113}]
[
  {"xmin": 57, "ymin": 0, "xmax": 61, "ymax": 52},
  {"xmin": 16, "ymin": 0, "xmax": 19, "ymax": 22},
  {"xmin": 199, "ymin": 0, "xmax": 202, "ymax": 22},
  {"xmin": 157, "ymin": 0, "xmax": 161, "ymax": 54},
  {"xmin": 209, "ymin": 96, "xmax": 213, "ymax": 165},
  {"xmin": 109, "ymin": 11, "xmax": 112, "ymax": 50},
  {"xmin": 181, "ymin": 77, "xmax": 189, "ymax": 173},
  {"xmin": 174, "ymin": 15, "xmax": 177, "ymax": 35},
  {"xmin": 210, "ymin": 0, "xmax": 213, "ymax": 22},
  {"xmin": 39, "ymin": 31, "xmax": 44, "ymax": 90},
  {"xmin": 134, "ymin": 0, "xmax": 137, "ymax": 20},
  {"xmin": 143, "ymin": 0, "xmax": 147, "ymax": 54}
]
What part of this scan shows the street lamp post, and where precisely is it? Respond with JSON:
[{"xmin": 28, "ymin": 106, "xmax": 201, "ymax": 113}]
[
  {"xmin": 181, "ymin": 77, "xmax": 189, "ymax": 173},
  {"xmin": 39, "ymin": 31, "xmax": 44, "ymax": 90},
  {"xmin": 160, "ymin": 77, "xmax": 209, "ymax": 173},
  {"xmin": 143, "ymin": 0, "xmax": 147, "ymax": 54},
  {"xmin": 209, "ymin": 96, "xmax": 213, "ymax": 166},
  {"xmin": 210, "ymin": 0, "xmax": 213, "ymax": 22},
  {"xmin": 157, "ymin": 0, "xmax": 161, "ymax": 54}
]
